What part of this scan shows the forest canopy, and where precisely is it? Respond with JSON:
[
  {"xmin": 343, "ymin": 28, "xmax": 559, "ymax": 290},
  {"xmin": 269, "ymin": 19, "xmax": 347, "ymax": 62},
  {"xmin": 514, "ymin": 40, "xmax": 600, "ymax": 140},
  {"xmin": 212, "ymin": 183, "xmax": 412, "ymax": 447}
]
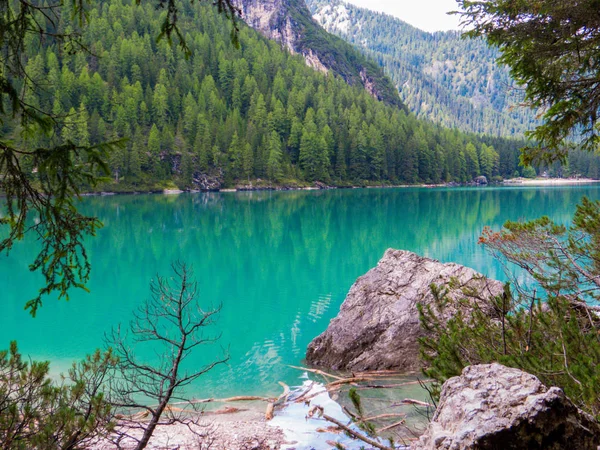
[
  {"xmin": 458, "ymin": 0, "xmax": 600, "ymax": 165},
  {"xmin": 3, "ymin": 0, "xmax": 554, "ymax": 193}
]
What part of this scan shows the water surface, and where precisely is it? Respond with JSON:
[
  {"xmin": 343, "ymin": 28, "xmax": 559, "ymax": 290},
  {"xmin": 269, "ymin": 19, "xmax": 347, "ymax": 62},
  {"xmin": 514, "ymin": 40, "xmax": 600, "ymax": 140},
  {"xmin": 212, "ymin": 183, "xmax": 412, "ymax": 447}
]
[{"xmin": 1, "ymin": 185, "xmax": 598, "ymax": 397}]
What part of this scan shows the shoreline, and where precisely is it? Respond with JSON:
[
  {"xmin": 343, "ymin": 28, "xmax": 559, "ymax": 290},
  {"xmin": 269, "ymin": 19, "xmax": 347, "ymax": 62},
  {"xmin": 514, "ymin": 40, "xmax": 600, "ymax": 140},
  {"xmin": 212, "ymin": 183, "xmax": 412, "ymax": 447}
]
[
  {"xmin": 502, "ymin": 177, "xmax": 600, "ymax": 186},
  {"xmin": 81, "ymin": 177, "xmax": 600, "ymax": 197}
]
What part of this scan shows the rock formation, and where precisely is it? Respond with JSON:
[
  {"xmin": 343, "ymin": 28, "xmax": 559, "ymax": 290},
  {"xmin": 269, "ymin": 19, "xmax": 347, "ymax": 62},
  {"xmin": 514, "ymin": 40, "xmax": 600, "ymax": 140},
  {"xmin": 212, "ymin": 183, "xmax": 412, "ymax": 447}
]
[
  {"xmin": 305, "ymin": 249, "xmax": 504, "ymax": 371},
  {"xmin": 412, "ymin": 364, "xmax": 600, "ymax": 450}
]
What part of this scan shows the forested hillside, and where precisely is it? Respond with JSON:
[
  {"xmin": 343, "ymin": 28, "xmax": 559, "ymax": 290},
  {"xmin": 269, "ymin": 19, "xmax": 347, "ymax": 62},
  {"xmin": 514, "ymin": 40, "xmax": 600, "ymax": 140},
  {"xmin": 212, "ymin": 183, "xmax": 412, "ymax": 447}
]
[
  {"xmin": 307, "ymin": 0, "xmax": 540, "ymax": 137},
  {"xmin": 236, "ymin": 0, "xmax": 405, "ymax": 108},
  {"xmin": 6, "ymin": 0, "xmax": 593, "ymax": 191}
]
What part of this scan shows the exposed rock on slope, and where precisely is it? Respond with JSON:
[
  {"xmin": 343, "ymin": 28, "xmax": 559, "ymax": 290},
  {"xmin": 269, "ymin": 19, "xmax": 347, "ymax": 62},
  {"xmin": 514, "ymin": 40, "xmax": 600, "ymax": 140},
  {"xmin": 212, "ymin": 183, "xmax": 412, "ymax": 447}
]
[
  {"xmin": 412, "ymin": 364, "xmax": 600, "ymax": 450},
  {"xmin": 306, "ymin": 249, "xmax": 503, "ymax": 371},
  {"xmin": 235, "ymin": 0, "xmax": 404, "ymax": 108}
]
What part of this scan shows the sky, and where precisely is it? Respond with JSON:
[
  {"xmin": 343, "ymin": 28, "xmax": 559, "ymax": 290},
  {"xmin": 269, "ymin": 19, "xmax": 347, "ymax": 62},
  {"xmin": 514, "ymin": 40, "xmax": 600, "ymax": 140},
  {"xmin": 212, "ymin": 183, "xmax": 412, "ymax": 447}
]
[{"xmin": 344, "ymin": 0, "xmax": 462, "ymax": 33}]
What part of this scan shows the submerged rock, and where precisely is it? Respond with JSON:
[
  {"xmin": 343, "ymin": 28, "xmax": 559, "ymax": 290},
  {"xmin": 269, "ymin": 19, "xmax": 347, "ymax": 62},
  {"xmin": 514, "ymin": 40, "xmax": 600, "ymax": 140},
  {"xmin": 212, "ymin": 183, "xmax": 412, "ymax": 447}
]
[
  {"xmin": 412, "ymin": 364, "xmax": 600, "ymax": 450},
  {"xmin": 305, "ymin": 249, "xmax": 503, "ymax": 371}
]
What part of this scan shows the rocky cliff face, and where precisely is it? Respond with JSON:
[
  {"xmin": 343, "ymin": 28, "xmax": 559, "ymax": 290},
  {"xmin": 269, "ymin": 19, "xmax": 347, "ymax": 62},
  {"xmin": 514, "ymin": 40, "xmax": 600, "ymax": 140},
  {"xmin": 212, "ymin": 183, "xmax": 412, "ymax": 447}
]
[
  {"xmin": 306, "ymin": 249, "xmax": 504, "ymax": 371},
  {"xmin": 235, "ymin": 0, "xmax": 404, "ymax": 107},
  {"xmin": 412, "ymin": 364, "xmax": 600, "ymax": 450}
]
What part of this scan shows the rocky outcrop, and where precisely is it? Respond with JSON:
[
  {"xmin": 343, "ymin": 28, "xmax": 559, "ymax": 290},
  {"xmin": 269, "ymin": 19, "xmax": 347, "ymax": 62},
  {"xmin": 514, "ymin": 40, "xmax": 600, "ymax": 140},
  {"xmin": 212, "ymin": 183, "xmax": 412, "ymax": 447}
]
[
  {"xmin": 193, "ymin": 171, "xmax": 223, "ymax": 191},
  {"xmin": 305, "ymin": 249, "xmax": 503, "ymax": 371},
  {"xmin": 235, "ymin": 0, "xmax": 300, "ymax": 55},
  {"xmin": 234, "ymin": 0, "xmax": 404, "ymax": 108},
  {"xmin": 412, "ymin": 364, "xmax": 600, "ymax": 450}
]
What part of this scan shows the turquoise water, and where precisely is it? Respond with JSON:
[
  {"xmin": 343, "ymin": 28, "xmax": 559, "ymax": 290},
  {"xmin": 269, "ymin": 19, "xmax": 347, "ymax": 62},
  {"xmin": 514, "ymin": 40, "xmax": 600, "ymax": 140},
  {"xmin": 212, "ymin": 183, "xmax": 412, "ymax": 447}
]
[{"xmin": 1, "ymin": 185, "xmax": 598, "ymax": 398}]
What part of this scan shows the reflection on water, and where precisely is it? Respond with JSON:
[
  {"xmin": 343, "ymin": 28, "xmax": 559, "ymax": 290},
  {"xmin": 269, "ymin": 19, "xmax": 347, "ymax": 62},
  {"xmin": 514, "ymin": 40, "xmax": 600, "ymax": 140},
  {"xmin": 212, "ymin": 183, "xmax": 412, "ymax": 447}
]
[
  {"xmin": 0, "ymin": 185, "xmax": 598, "ymax": 397},
  {"xmin": 308, "ymin": 294, "xmax": 333, "ymax": 322}
]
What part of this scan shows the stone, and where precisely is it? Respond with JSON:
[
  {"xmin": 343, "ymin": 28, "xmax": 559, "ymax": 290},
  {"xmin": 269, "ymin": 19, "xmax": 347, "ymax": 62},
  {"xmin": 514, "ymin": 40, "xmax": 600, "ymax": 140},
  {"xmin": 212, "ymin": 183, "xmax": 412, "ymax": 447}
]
[
  {"xmin": 473, "ymin": 175, "xmax": 488, "ymax": 185},
  {"xmin": 193, "ymin": 170, "xmax": 223, "ymax": 191},
  {"xmin": 306, "ymin": 249, "xmax": 504, "ymax": 371},
  {"xmin": 412, "ymin": 364, "xmax": 600, "ymax": 450}
]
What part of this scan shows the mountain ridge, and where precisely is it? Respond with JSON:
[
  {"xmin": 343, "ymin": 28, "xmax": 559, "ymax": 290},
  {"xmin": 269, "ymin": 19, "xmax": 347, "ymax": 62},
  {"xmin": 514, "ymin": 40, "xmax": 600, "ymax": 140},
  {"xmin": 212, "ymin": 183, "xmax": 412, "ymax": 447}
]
[
  {"xmin": 306, "ymin": 0, "xmax": 540, "ymax": 137},
  {"xmin": 236, "ymin": 0, "xmax": 405, "ymax": 108}
]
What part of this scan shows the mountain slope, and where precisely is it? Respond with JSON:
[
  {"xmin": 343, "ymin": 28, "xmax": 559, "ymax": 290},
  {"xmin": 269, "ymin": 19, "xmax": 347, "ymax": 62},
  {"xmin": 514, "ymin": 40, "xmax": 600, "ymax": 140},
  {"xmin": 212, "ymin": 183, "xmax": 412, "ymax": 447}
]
[
  {"xmin": 306, "ymin": 0, "xmax": 539, "ymax": 137},
  {"xmin": 9, "ymin": 0, "xmax": 543, "ymax": 190},
  {"xmin": 236, "ymin": 0, "xmax": 405, "ymax": 108}
]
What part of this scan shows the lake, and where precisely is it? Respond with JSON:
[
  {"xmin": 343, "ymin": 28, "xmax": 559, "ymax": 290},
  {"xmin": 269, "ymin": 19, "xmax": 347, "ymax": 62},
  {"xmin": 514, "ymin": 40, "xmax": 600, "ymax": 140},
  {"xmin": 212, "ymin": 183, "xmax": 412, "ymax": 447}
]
[{"xmin": 1, "ymin": 185, "xmax": 598, "ymax": 398}]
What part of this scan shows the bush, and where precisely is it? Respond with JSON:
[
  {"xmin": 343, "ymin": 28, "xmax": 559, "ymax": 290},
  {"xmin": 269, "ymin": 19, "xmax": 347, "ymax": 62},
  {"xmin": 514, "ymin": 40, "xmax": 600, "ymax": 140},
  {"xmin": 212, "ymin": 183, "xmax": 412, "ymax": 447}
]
[
  {"xmin": 419, "ymin": 288, "xmax": 600, "ymax": 416},
  {"xmin": 419, "ymin": 198, "xmax": 600, "ymax": 417},
  {"xmin": 0, "ymin": 342, "xmax": 116, "ymax": 449}
]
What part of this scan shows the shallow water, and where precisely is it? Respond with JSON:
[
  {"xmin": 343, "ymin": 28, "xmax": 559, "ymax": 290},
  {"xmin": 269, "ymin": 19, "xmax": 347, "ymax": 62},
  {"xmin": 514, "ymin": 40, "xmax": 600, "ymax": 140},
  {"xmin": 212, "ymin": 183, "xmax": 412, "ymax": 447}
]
[{"xmin": 1, "ymin": 185, "xmax": 598, "ymax": 397}]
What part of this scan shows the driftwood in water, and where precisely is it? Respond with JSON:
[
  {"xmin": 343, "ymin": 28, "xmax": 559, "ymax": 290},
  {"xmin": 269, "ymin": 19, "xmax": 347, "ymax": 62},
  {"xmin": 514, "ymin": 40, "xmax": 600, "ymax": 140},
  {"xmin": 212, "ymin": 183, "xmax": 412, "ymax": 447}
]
[
  {"xmin": 326, "ymin": 377, "xmax": 367, "ymax": 388},
  {"xmin": 275, "ymin": 381, "xmax": 291, "ymax": 404},
  {"xmin": 378, "ymin": 420, "xmax": 406, "ymax": 433},
  {"xmin": 357, "ymin": 380, "xmax": 433, "ymax": 390},
  {"xmin": 266, "ymin": 381, "xmax": 291, "ymax": 421},
  {"xmin": 180, "ymin": 396, "xmax": 274, "ymax": 405},
  {"xmin": 265, "ymin": 403, "xmax": 274, "ymax": 421},
  {"xmin": 289, "ymin": 365, "xmax": 345, "ymax": 381},
  {"xmin": 322, "ymin": 412, "xmax": 393, "ymax": 450},
  {"xmin": 363, "ymin": 413, "xmax": 406, "ymax": 422},
  {"xmin": 352, "ymin": 370, "xmax": 416, "ymax": 378},
  {"xmin": 392, "ymin": 398, "xmax": 433, "ymax": 408}
]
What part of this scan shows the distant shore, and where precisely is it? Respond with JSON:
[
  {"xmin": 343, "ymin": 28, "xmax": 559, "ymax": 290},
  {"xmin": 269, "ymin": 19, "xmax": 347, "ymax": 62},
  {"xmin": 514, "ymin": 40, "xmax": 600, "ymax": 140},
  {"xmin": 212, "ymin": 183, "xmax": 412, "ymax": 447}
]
[
  {"xmin": 82, "ymin": 177, "xmax": 600, "ymax": 197},
  {"xmin": 503, "ymin": 177, "xmax": 600, "ymax": 186}
]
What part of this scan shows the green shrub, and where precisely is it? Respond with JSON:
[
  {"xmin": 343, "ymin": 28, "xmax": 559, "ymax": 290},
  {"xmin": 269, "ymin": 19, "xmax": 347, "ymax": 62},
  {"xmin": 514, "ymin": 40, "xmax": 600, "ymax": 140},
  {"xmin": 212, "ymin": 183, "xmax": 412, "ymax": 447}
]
[
  {"xmin": 0, "ymin": 342, "xmax": 116, "ymax": 449},
  {"xmin": 419, "ymin": 198, "xmax": 600, "ymax": 417}
]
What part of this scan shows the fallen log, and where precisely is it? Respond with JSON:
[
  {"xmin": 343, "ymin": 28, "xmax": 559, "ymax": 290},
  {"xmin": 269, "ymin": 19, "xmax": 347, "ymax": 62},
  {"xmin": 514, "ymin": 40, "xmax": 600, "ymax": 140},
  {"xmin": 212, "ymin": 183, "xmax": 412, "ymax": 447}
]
[
  {"xmin": 326, "ymin": 377, "xmax": 367, "ymax": 388},
  {"xmin": 321, "ymin": 412, "xmax": 394, "ymax": 450},
  {"xmin": 179, "ymin": 396, "xmax": 274, "ymax": 405},
  {"xmin": 352, "ymin": 370, "xmax": 417, "ymax": 377},
  {"xmin": 363, "ymin": 413, "xmax": 406, "ymax": 422},
  {"xmin": 265, "ymin": 403, "xmax": 274, "ymax": 421},
  {"xmin": 289, "ymin": 365, "xmax": 345, "ymax": 381},
  {"xmin": 357, "ymin": 380, "xmax": 434, "ymax": 390},
  {"xmin": 204, "ymin": 406, "xmax": 246, "ymax": 415},
  {"xmin": 391, "ymin": 398, "xmax": 433, "ymax": 408},
  {"xmin": 275, "ymin": 381, "xmax": 290, "ymax": 405},
  {"xmin": 377, "ymin": 419, "xmax": 406, "ymax": 433}
]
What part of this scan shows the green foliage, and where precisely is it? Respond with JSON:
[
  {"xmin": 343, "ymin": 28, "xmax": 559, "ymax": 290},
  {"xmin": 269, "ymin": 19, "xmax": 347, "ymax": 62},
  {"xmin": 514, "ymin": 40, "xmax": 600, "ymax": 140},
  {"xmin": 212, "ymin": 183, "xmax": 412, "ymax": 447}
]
[
  {"xmin": 420, "ymin": 198, "xmax": 600, "ymax": 416},
  {"xmin": 0, "ymin": 342, "xmax": 116, "ymax": 449},
  {"xmin": 347, "ymin": 387, "xmax": 376, "ymax": 437},
  {"xmin": 420, "ymin": 289, "xmax": 600, "ymax": 417},
  {"xmin": 521, "ymin": 165, "xmax": 536, "ymax": 178},
  {"xmin": 307, "ymin": 0, "xmax": 540, "ymax": 137},
  {"xmin": 349, "ymin": 387, "xmax": 363, "ymax": 416},
  {"xmin": 1, "ymin": 0, "xmax": 128, "ymax": 313},
  {"xmin": 457, "ymin": 0, "xmax": 600, "ymax": 164},
  {"xmin": 0, "ymin": 138, "xmax": 122, "ymax": 315},
  {"xmin": 3, "ymin": 0, "xmax": 531, "ymax": 191},
  {"xmin": 283, "ymin": 0, "xmax": 404, "ymax": 109}
]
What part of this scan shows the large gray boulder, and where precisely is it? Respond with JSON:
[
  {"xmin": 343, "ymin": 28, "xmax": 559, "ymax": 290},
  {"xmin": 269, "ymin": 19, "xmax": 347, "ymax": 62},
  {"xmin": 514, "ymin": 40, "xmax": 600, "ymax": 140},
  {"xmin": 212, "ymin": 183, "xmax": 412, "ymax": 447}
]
[
  {"xmin": 305, "ymin": 249, "xmax": 504, "ymax": 371},
  {"xmin": 412, "ymin": 364, "xmax": 600, "ymax": 450}
]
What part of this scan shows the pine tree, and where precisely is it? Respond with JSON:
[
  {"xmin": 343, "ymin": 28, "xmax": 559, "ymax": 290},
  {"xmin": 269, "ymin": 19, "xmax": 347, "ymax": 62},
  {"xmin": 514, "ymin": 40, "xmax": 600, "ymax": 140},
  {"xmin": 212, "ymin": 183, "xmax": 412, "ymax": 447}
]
[
  {"xmin": 465, "ymin": 142, "xmax": 480, "ymax": 179},
  {"xmin": 77, "ymin": 102, "xmax": 90, "ymax": 147},
  {"xmin": 228, "ymin": 132, "xmax": 243, "ymax": 176},
  {"xmin": 62, "ymin": 107, "xmax": 78, "ymax": 144},
  {"xmin": 242, "ymin": 142, "xmax": 254, "ymax": 181},
  {"xmin": 267, "ymin": 131, "xmax": 284, "ymax": 182}
]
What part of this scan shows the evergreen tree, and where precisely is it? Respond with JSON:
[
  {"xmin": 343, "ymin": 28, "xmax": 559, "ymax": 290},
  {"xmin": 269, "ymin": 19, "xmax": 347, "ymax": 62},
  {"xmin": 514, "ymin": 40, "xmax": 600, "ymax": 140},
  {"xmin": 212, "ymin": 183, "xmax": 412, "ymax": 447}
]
[
  {"xmin": 267, "ymin": 131, "xmax": 284, "ymax": 182},
  {"xmin": 464, "ymin": 142, "xmax": 480, "ymax": 179}
]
